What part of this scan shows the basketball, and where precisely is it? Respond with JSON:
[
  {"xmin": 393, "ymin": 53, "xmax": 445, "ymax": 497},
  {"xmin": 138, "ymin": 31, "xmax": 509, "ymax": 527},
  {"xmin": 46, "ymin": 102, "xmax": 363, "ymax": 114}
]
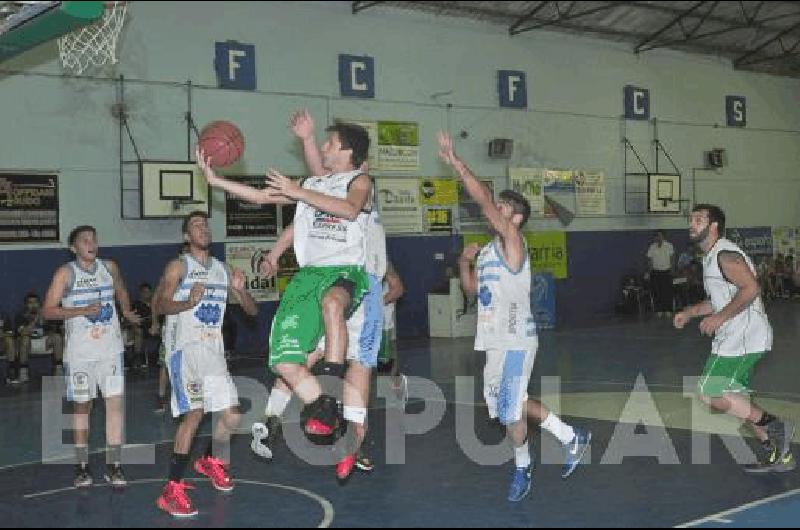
[{"xmin": 197, "ymin": 120, "xmax": 245, "ymax": 167}]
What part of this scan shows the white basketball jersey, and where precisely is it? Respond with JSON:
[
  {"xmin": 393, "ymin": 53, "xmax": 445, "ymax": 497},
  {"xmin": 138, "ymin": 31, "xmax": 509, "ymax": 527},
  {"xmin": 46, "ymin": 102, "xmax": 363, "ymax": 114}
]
[
  {"xmin": 62, "ymin": 259, "xmax": 123, "ymax": 361},
  {"xmin": 167, "ymin": 255, "xmax": 229, "ymax": 354},
  {"xmin": 293, "ymin": 171, "xmax": 369, "ymax": 268},
  {"xmin": 702, "ymin": 238, "xmax": 772, "ymax": 357},
  {"xmin": 474, "ymin": 238, "xmax": 537, "ymax": 351}
]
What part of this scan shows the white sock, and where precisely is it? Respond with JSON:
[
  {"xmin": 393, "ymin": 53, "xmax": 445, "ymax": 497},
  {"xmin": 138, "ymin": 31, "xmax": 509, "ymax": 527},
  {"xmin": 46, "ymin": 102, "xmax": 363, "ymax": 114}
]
[
  {"xmin": 514, "ymin": 441, "xmax": 531, "ymax": 469},
  {"xmin": 264, "ymin": 388, "xmax": 291, "ymax": 418},
  {"xmin": 541, "ymin": 412, "xmax": 576, "ymax": 446}
]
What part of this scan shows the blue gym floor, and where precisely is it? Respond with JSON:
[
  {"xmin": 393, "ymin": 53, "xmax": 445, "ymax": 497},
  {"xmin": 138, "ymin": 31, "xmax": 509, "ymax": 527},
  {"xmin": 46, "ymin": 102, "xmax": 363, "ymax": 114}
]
[{"xmin": 1, "ymin": 302, "xmax": 799, "ymax": 528}]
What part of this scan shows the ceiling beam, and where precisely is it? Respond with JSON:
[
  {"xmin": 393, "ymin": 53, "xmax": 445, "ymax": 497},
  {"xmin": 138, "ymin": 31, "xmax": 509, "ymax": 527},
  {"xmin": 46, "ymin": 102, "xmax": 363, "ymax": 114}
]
[
  {"xmin": 352, "ymin": 1, "xmax": 387, "ymax": 15},
  {"xmin": 734, "ymin": 19, "xmax": 800, "ymax": 66},
  {"xmin": 634, "ymin": 1, "xmax": 707, "ymax": 54},
  {"xmin": 627, "ymin": 0, "xmax": 800, "ymax": 34},
  {"xmin": 512, "ymin": 2, "xmax": 630, "ymax": 36},
  {"xmin": 508, "ymin": 1, "xmax": 550, "ymax": 35},
  {"xmin": 636, "ymin": 11, "xmax": 800, "ymax": 53},
  {"xmin": 383, "ymin": 1, "xmax": 800, "ymax": 75}
]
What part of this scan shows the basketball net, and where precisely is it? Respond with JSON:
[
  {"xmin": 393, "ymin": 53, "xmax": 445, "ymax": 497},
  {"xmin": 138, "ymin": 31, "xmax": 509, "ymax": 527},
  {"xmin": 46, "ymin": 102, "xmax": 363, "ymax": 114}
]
[{"xmin": 57, "ymin": 2, "xmax": 127, "ymax": 75}]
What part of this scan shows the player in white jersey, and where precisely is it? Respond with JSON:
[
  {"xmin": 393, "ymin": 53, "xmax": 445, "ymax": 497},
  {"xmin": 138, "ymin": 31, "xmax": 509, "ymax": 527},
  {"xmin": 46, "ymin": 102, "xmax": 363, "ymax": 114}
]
[
  {"xmin": 674, "ymin": 204, "xmax": 795, "ymax": 473},
  {"xmin": 42, "ymin": 225, "xmax": 140, "ymax": 489},
  {"xmin": 438, "ymin": 132, "xmax": 591, "ymax": 503},
  {"xmin": 155, "ymin": 212, "xmax": 258, "ymax": 518},
  {"xmin": 377, "ymin": 261, "xmax": 407, "ymax": 402},
  {"xmin": 150, "ymin": 242, "xmax": 191, "ymax": 414},
  {"xmin": 249, "ymin": 109, "xmax": 385, "ymax": 481},
  {"xmin": 199, "ymin": 118, "xmax": 374, "ymax": 447}
]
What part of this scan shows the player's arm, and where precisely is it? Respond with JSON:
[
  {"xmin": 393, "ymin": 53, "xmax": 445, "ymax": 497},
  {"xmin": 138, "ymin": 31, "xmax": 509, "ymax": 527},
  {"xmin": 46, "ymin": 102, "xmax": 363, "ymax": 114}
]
[
  {"xmin": 196, "ymin": 147, "xmax": 295, "ymax": 205},
  {"xmin": 267, "ymin": 170, "xmax": 371, "ymax": 221},
  {"xmin": 290, "ymin": 109, "xmax": 326, "ymax": 176},
  {"xmin": 678, "ymin": 300, "xmax": 714, "ymax": 320},
  {"xmin": 713, "ymin": 251, "xmax": 761, "ymax": 322},
  {"xmin": 680, "ymin": 252, "xmax": 760, "ymax": 336},
  {"xmin": 157, "ymin": 259, "xmax": 204, "ymax": 315},
  {"xmin": 260, "ymin": 223, "xmax": 295, "ymax": 279},
  {"xmin": 42, "ymin": 265, "xmax": 100, "ymax": 320},
  {"xmin": 227, "ymin": 267, "xmax": 259, "ymax": 317},
  {"xmin": 106, "ymin": 260, "xmax": 140, "ymax": 324},
  {"xmin": 458, "ymin": 244, "xmax": 481, "ymax": 297},
  {"xmin": 437, "ymin": 131, "xmax": 525, "ymax": 270},
  {"xmin": 149, "ymin": 276, "xmax": 164, "ymax": 335},
  {"xmin": 384, "ymin": 262, "xmax": 405, "ymax": 305}
]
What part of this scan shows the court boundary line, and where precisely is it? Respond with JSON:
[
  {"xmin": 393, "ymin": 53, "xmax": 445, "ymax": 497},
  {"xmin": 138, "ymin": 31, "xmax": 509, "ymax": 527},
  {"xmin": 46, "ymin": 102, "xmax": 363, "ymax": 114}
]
[
  {"xmin": 675, "ymin": 488, "xmax": 800, "ymax": 528},
  {"xmin": 22, "ymin": 477, "xmax": 334, "ymax": 528}
]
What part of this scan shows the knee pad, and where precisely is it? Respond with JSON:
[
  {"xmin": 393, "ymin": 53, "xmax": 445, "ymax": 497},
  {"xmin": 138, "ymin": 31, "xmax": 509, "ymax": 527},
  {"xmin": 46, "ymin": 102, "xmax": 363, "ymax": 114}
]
[{"xmin": 320, "ymin": 362, "xmax": 346, "ymax": 379}]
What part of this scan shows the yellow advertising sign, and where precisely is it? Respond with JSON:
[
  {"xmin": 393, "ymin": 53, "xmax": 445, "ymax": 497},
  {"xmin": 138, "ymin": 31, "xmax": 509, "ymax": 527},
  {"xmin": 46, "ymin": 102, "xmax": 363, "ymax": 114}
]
[
  {"xmin": 526, "ymin": 232, "xmax": 567, "ymax": 279},
  {"xmin": 419, "ymin": 178, "xmax": 458, "ymax": 206}
]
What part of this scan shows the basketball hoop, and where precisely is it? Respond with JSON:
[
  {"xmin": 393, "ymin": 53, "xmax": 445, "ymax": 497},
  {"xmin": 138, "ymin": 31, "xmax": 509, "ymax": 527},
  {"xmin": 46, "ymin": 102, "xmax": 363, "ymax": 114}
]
[
  {"xmin": 172, "ymin": 199, "xmax": 205, "ymax": 212},
  {"xmin": 57, "ymin": 1, "xmax": 127, "ymax": 75}
]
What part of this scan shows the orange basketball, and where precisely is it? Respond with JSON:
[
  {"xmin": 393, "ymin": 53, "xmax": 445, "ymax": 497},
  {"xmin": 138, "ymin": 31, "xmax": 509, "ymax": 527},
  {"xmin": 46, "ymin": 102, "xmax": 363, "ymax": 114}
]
[{"xmin": 198, "ymin": 120, "xmax": 245, "ymax": 167}]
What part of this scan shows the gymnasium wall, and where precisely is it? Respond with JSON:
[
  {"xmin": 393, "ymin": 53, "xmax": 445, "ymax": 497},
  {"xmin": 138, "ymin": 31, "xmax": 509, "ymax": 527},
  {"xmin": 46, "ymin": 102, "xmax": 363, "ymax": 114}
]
[{"xmin": 0, "ymin": 1, "xmax": 797, "ymax": 347}]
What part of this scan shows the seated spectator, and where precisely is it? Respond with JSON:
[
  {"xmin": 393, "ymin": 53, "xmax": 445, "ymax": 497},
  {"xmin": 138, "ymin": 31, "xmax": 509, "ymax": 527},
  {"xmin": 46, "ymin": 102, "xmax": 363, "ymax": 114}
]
[
  {"xmin": 1, "ymin": 312, "xmax": 16, "ymax": 378},
  {"xmin": 222, "ymin": 306, "xmax": 238, "ymax": 359},
  {"xmin": 12, "ymin": 293, "xmax": 64, "ymax": 384},
  {"xmin": 673, "ymin": 247, "xmax": 697, "ymax": 310},
  {"xmin": 773, "ymin": 253, "xmax": 788, "ymax": 298},
  {"xmin": 793, "ymin": 256, "xmax": 800, "ymax": 296},
  {"xmin": 131, "ymin": 282, "xmax": 159, "ymax": 369},
  {"xmin": 760, "ymin": 256, "xmax": 778, "ymax": 300},
  {"xmin": 783, "ymin": 254, "xmax": 797, "ymax": 298},
  {"xmin": 685, "ymin": 261, "xmax": 705, "ymax": 305},
  {"xmin": 616, "ymin": 273, "xmax": 644, "ymax": 315}
]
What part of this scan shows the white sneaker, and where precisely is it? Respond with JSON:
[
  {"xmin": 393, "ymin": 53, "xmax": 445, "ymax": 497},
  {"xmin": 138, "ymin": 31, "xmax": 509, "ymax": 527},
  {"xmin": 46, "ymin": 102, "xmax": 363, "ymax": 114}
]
[
  {"xmin": 250, "ymin": 423, "xmax": 273, "ymax": 460},
  {"xmin": 19, "ymin": 368, "xmax": 29, "ymax": 384},
  {"xmin": 392, "ymin": 374, "xmax": 409, "ymax": 408}
]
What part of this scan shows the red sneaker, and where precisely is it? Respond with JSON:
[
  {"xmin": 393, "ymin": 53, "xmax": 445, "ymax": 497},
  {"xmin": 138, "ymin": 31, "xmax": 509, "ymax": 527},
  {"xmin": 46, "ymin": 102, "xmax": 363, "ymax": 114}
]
[
  {"xmin": 305, "ymin": 418, "xmax": 336, "ymax": 436},
  {"xmin": 336, "ymin": 454, "xmax": 357, "ymax": 482},
  {"xmin": 194, "ymin": 456, "xmax": 234, "ymax": 492},
  {"xmin": 156, "ymin": 480, "xmax": 198, "ymax": 518}
]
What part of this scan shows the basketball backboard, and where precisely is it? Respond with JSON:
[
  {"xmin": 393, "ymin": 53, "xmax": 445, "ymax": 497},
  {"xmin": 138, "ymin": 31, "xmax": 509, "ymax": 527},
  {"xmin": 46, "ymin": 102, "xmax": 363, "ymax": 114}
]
[
  {"xmin": 140, "ymin": 161, "xmax": 210, "ymax": 219},
  {"xmin": 648, "ymin": 173, "xmax": 681, "ymax": 213}
]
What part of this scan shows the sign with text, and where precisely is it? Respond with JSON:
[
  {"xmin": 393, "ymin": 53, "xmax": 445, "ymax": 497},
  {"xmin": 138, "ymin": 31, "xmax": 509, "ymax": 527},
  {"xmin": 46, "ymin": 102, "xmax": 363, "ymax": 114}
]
[
  {"xmin": 215, "ymin": 41, "xmax": 256, "ymax": 91},
  {"xmin": 225, "ymin": 242, "xmax": 279, "ymax": 302},
  {"xmin": 726, "ymin": 227, "xmax": 773, "ymax": 257},
  {"xmin": 225, "ymin": 176, "xmax": 278, "ymax": 238},
  {"xmin": 377, "ymin": 178, "xmax": 423, "ymax": 233},
  {"xmin": 0, "ymin": 173, "xmax": 59, "ymax": 243},
  {"xmin": 526, "ymin": 231, "xmax": 568, "ymax": 279},
  {"xmin": 509, "ymin": 168, "xmax": 544, "ymax": 216}
]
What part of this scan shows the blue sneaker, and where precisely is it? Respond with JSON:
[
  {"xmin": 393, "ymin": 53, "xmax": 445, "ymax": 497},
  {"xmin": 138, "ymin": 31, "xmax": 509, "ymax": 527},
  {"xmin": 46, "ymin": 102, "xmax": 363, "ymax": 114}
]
[
  {"xmin": 507, "ymin": 465, "xmax": 532, "ymax": 502},
  {"xmin": 562, "ymin": 427, "xmax": 592, "ymax": 479}
]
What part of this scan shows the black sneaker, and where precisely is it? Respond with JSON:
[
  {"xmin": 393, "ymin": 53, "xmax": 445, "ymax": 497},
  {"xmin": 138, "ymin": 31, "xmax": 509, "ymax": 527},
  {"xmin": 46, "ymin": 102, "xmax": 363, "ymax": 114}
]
[
  {"xmin": 104, "ymin": 464, "xmax": 127, "ymax": 488},
  {"xmin": 251, "ymin": 416, "xmax": 282, "ymax": 461},
  {"xmin": 355, "ymin": 449, "xmax": 374, "ymax": 473},
  {"xmin": 767, "ymin": 419, "xmax": 796, "ymax": 461},
  {"xmin": 304, "ymin": 396, "xmax": 340, "ymax": 436},
  {"xmin": 74, "ymin": 464, "xmax": 93, "ymax": 488},
  {"xmin": 744, "ymin": 441, "xmax": 796, "ymax": 474}
]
